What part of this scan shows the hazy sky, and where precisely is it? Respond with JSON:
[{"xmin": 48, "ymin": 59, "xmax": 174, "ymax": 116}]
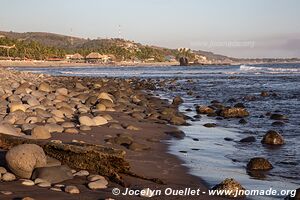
[{"xmin": 1, "ymin": 0, "xmax": 300, "ymax": 58}]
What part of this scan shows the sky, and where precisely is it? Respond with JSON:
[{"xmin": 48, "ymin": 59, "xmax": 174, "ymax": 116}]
[{"xmin": 1, "ymin": 0, "xmax": 300, "ymax": 58}]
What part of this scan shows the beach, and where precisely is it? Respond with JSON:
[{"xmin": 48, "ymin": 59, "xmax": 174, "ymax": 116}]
[
  {"xmin": 0, "ymin": 64, "xmax": 299, "ymax": 200},
  {"xmin": 0, "ymin": 60, "xmax": 179, "ymax": 68},
  {"xmin": 0, "ymin": 68, "xmax": 228, "ymax": 200}
]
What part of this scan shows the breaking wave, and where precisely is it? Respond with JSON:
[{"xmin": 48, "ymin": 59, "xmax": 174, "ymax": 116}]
[{"xmin": 240, "ymin": 65, "xmax": 300, "ymax": 74}]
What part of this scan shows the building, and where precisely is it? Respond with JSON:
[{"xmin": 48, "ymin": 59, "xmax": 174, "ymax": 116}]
[{"xmin": 85, "ymin": 52, "xmax": 113, "ymax": 63}]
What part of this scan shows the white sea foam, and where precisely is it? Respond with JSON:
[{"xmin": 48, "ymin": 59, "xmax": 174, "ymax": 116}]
[{"xmin": 240, "ymin": 65, "xmax": 300, "ymax": 74}]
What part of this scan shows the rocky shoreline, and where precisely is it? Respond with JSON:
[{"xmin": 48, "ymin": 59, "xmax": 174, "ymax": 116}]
[{"xmin": 0, "ymin": 68, "xmax": 229, "ymax": 200}]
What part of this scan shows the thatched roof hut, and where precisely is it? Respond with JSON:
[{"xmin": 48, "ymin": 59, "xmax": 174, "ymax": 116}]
[
  {"xmin": 71, "ymin": 53, "xmax": 84, "ymax": 60},
  {"xmin": 86, "ymin": 52, "xmax": 103, "ymax": 59}
]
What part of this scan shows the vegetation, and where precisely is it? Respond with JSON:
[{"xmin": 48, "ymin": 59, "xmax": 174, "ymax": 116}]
[
  {"xmin": 0, "ymin": 31, "xmax": 234, "ymax": 63},
  {"xmin": 0, "ymin": 37, "xmax": 65, "ymax": 60}
]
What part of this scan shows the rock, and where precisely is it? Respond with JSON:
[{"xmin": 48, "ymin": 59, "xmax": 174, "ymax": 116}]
[
  {"xmin": 73, "ymin": 170, "xmax": 89, "ymax": 177},
  {"xmin": 65, "ymin": 185, "xmax": 80, "ymax": 194},
  {"xmin": 224, "ymin": 137, "xmax": 234, "ymax": 141},
  {"xmin": 165, "ymin": 130, "xmax": 185, "ymax": 139},
  {"xmin": 50, "ymin": 187, "xmax": 63, "ymax": 192},
  {"xmin": 261, "ymin": 91, "xmax": 269, "ymax": 97},
  {"xmin": 97, "ymin": 92, "xmax": 114, "ymax": 103},
  {"xmin": 31, "ymin": 165, "xmax": 73, "ymax": 184},
  {"xmin": 31, "ymin": 126, "xmax": 51, "ymax": 139},
  {"xmin": 240, "ymin": 136, "xmax": 256, "ymax": 143},
  {"xmin": 34, "ymin": 178, "xmax": 47, "ymax": 184},
  {"xmin": 220, "ymin": 108, "xmax": 249, "ymax": 118},
  {"xmin": 272, "ymin": 121, "xmax": 285, "ymax": 126},
  {"xmin": 88, "ymin": 179, "xmax": 108, "ymax": 190},
  {"xmin": 0, "ymin": 191, "xmax": 13, "ymax": 195},
  {"xmin": 129, "ymin": 142, "xmax": 150, "ymax": 151},
  {"xmin": 196, "ymin": 106, "xmax": 214, "ymax": 115},
  {"xmin": 109, "ymin": 123, "xmax": 124, "ymax": 130},
  {"xmin": 56, "ymin": 88, "xmax": 68, "ymax": 96},
  {"xmin": 114, "ymin": 135, "xmax": 133, "ymax": 146},
  {"xmin": 170, "ymin": 116, "xmax": 186, "ymax": 125},
  {"xmin": 22, "ymin": 197, "xmax": 35, "ymax": 200},
  {"xmin": 51, "ymin": 110, "xmax": 64, "ymax": 118},
  {"xmin": 126, "ymin": 125, "xmax": 140, "ymax": 131},
  {"xmin": 26, "ymin": 97, "xmax": 40, "ymax": 107},
  {"xmin": 75, "ymin": 82, "xmax": 86, "ymax": 90},
  {"xmin": 270, "ymin": 113, "xmax": 287, "ymax": 120},
  {"xmin": 247, "ymin": 157, "xmax": 273, "ymax": 170},
  {"xmin": 87, "ymin": 175, "xmax": 106, "ymax": 182},
  {"xmin": 0, "ymin": 166, "xmax": 7, "ymax": 174},
  {"xmin": 0, "ymin": 124, "xmax": 21, "ymax": 136},
  {"xmin": 38, "ymin": 82, "xmax": 52, "ymax": 93},
  {"xmin": 239, "ymin": 119, "xmax": 247, "ymax": 124},
  {"xmin": 79, "ymin": 116, "xmax": 96, "ymax": 127},
  {"xmin": 45, "ymin": 124, "xmax": 64, "ymax": 133},
  {"xmin": 234, "ymin": 103, "xmax": 245, "ymax": 108},
  {"xmin": 46, "ymin": 156, "xmax": 61, "ymax": 167},
  {"xmin": 22, "ymin": 180, "xmax": 35, "ymax": 186},
  {"xmin": 5, "ymin": 144, "xmax": 47, "ymax": 178},
  {"xmin": 261, "ymin": 130, "xmax": 284, "ymax": 145},
  {"xmin": 95, "ymin": 103, "xmax": 106, "ymax": 111},
  {"xmin": 203, "ymin": 123, "xmax": 217, "ymax": 128},
  {"xmin": 37, "ymin": 182, "xmax": 51, "ymax": 188},
  {"xmin": 80, "ymin": 125, "xmax": 92, "ymax": 131},
  {"xmin": 93, "ymin": 116, "xmax": 108, "ymax": 126},
  {"xmin": 212, "ymin": 178, "xmax": 245, "ymax": 198},
  {"xmin": 179, "ymin": 57, "xmax": 189, "ymax": 66},
  {"xmin": 2, "ymin": 172, "xmax": 16, "ymax": 181},
  {"xmin": 172, "ymin": 96, "xmax": 184, "ymax": 106},
  {"xmin": 64, "ymin": 128, "xmax": 79, "ymax": 134},
  {"xmin": 9, "ymin": 102, "xmax": 26, "ymax": 112}
]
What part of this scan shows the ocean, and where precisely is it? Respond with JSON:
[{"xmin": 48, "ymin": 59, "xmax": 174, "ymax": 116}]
[{"xmin": 14, "ymin": 63, "xmax": 300, "ymax": 199}]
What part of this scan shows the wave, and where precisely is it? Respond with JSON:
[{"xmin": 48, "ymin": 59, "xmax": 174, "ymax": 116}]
[{"xmin": 240, "ymin": 65, "xmax": 300, "ymax": 74}]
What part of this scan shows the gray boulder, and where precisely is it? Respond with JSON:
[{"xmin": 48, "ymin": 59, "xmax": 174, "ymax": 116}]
[{"xmin": 32, "ymin": 165, "xmax": 73, "ymax": 184}]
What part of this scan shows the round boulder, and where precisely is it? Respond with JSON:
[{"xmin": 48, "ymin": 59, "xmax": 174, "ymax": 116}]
[
  {"xmin": 31, "ymin": 126, "xmax": 51, "ymax": 139},
  {"xmin": 261, "ymin": 130, "xmax": 284, "ymax": 145},
  {"xmin": 5, "ymin": 144, "xmax": 47, "ymax": 178},
  {"xmin": 79, "ymin": 116, "xmax": 96, "ymax": 127}
]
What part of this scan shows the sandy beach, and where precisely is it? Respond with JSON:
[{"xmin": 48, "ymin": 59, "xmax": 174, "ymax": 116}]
[
  {"xmin": 0, "ymin": 68, "xmax": 228, "ymax": 200},
  {"xmin": 0, "ymin": 60, "xmax": 179, "ymax": 68}
]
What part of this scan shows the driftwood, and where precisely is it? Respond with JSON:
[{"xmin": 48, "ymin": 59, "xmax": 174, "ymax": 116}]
[{"xmin": 0, "ymin": 133, "xmax": 164, "ymax": 186}]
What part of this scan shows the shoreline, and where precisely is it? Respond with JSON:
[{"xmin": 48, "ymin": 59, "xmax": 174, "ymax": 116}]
[
  {"xmin": 0, "ymin": 68, "xmax": 226, "ymax": 200},
  {"xmin": 1, "ymin": 60, "xmax": 300, "ymax": 69},
  {"xmin": 0, "ymin": 60, "xmax": 179, "ymax": 68}
]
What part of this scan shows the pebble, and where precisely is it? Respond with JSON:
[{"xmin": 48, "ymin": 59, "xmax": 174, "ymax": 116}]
[
  {"xmin": 22, "ymin": 180, "xmax": 35, "ymax": 186},
  {"xmin": 0, "ymin": 166, "xmax": 7, "ymax": 174},
  {"xmin": 50, "ymin": 187, "xmax": 62, "ymax": 192},
  {"xmin": 0, "ymin": 191, "xmax": 13, "ymax": 195},
  {"xmin": 2, "ymin": 172, "xmax": 16, "ymax": 181},
  {"xmin": 37, "ymin": 182, "xmax": 51, "ymax": 188},
  {"xmin": 73, "ymin": 170, "xmax": 89, "ymax": 176},
  {"xmin": 87, "ymin": 175, "xmax": 106, "ymax": 182},
  {"xmin": 34, "ymin": 178, "xmax": 47, "ymax": 184},
  {"xmin": 88, "ymin": 179, "xmax": 108, "ymax": 190},
  {"xmin": 65, "ymin": 185, "xmax": 80, "ymax": 194},
  {"xmin": 22, "ymin": 197, "xmax": 35, "ymax": 200}
]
